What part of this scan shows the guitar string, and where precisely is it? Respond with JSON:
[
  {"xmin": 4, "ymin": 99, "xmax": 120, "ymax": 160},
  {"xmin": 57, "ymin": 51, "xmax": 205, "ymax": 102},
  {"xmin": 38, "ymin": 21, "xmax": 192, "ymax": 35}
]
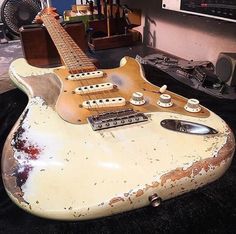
[
  {"xmin": 48, "ymin": 12, "xmax": 122, "ymax": 110},
  {"xmin": 43, "ymin": 13, "xmax": 122, "ymax": 116},
  {"xmin": 53, "ymin": 18, "xmax": 115, "ymax": 113},
  {"xmin": 54, "ymin": 12, "xmax": 123, "ymax": 115},
  {"xmin": 45, "ymin": 14, "xmax": 112, "ymax": 115},
  {"xmin": 60, "ymin": 23, "xmax": 104, "ymax": 115},
  {"xmin": 42, "ymin": 14, "xmax": 101, "ymax": 115},
  {"xmin": 62, "ymin": 19, "xmax": 125, "ymax": 114}
]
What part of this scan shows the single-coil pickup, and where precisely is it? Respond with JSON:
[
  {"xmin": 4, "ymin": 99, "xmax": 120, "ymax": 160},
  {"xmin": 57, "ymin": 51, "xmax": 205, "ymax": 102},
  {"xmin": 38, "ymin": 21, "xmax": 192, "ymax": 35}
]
[
  {"xmin": 75, "ymin": 83, "xmax": 114, "ymax": 94},
  {"xmin": 68, "ymin": 70, "xmax": 104, "ymax": 80},
  {"xmin": 82, "ymin": 97, "xmax": 126, "ymax": 109}
]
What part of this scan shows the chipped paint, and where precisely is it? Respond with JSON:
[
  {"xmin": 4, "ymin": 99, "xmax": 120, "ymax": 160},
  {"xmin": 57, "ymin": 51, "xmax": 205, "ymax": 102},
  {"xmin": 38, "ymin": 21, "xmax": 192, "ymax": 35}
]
[
  {"xmin": 136, "ymin": 189, "xmax": 144, "ymax": 197},
  {"xmin": 109, "ymin": 197, "xmax": 125, "ymax": 207},
  {"xmin": 1, "ymin": 58, "xmax": 235, "ymax": 221},
  {"xmin": 9, "ymin": 108, "xmax": 44, "ymax": 188},
  {"xmin": 160, "ymin": 131, "xmax": 234, "ymax": 186},
  {"xmin": 2, "ymin": 98, "xmax": 234, "ymax": 220}
]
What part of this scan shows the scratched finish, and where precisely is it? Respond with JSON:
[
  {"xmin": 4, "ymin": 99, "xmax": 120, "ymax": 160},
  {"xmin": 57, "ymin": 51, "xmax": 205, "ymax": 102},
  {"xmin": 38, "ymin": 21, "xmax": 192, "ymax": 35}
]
[{"xmin": 1, "ymin": 58, "xmax": 235, "ymax": 221}]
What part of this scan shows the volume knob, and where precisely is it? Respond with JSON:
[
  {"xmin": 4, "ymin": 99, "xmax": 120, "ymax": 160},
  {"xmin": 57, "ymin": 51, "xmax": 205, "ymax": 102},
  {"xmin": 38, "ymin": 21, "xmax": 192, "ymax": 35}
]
[
  {"xmin": 158, "ymin": 94, "xmax": 173, "ymax": 107},
  {"xmin": 184, "ymin": 98, "xmax": 201, "ymax": 113},
  {"xmin": 130, "ymin": 92, "xmax": 145, "ymax": 105}
]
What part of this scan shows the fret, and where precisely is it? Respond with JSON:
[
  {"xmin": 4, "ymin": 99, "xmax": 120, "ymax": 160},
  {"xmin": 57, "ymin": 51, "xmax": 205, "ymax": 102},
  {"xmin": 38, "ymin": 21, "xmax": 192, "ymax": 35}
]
[{"xmin": 41, "ymin": 13, "xmax": 96, "ymax": 73}]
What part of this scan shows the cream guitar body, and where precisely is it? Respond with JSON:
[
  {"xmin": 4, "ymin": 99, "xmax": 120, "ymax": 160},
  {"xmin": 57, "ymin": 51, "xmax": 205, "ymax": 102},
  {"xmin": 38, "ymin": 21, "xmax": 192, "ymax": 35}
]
[{"xmin": 2, "ymin": 57, "xmax": 235, "ymax": 220}]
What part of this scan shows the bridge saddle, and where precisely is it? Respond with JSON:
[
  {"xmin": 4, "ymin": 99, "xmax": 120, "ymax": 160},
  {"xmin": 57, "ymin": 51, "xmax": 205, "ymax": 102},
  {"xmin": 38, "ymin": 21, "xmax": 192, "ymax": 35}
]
[{"xmin": 88, "ymin": 109, "xmax": 148, "ymax": 131}]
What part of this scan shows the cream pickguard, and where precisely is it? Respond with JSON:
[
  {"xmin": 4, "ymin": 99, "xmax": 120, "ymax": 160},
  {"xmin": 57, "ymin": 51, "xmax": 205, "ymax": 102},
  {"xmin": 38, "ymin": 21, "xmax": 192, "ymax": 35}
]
[{"xmin": 1, "ymin": 57, "xmax": 235, "ymax": 220}]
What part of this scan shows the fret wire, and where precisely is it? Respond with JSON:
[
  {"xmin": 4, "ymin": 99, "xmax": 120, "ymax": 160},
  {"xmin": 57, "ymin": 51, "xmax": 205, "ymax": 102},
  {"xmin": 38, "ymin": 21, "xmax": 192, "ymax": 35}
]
[
  {"xmin": 41, "ymin": 14, "xmax": 96, "ymax": 71},
  {"xmin": 42, "ymin": 12, "xmax": 102, "ymax": 115}
]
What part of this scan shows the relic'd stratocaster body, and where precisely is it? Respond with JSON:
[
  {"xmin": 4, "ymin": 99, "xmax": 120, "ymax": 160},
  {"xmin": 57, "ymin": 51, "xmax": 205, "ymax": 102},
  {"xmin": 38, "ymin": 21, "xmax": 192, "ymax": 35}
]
[{"xmin": 1, "ymin": 8, "xmax": 235, "ymax": 220}]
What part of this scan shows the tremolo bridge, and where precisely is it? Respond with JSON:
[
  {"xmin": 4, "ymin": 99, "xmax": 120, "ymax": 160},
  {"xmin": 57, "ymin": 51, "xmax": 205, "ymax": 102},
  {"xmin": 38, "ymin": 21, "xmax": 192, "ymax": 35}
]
[{"xmin": 88, "ymin": 109, "xmax": 148, "ymax": 131}]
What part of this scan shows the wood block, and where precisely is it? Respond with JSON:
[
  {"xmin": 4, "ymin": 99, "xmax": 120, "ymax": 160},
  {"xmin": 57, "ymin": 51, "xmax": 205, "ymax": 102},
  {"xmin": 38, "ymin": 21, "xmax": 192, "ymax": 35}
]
[{"xmin": 91, "ymin": 33, "xmax": 133, "ymax": 50}]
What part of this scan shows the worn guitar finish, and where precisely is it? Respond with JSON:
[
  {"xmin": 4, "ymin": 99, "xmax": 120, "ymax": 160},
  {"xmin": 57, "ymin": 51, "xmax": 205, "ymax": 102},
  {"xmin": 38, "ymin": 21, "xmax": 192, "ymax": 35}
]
[{"xmin": 1, "ymin": 8, "xmax": 235, "ymax": 220}]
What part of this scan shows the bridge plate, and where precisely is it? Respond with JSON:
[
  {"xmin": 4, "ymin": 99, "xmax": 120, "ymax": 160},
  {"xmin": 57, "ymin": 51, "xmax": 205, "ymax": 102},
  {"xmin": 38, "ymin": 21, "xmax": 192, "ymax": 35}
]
[{"xmin": 88, "ymin": 109, "xmax": 148, "ymax": 131}]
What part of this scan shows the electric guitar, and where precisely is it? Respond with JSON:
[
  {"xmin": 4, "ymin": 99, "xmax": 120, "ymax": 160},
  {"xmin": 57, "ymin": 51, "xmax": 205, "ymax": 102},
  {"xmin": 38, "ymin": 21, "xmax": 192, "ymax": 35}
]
[{"xmin": 1, "ymin": 7, "xmax": 235, "ymax": 220}]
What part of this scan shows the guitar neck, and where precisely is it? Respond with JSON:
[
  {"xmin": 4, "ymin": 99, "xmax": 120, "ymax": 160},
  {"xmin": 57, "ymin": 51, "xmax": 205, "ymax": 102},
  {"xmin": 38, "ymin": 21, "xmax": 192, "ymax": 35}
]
[{"xmin": 41, "ymin": 14, "xmax": 96, "ymax": 73}]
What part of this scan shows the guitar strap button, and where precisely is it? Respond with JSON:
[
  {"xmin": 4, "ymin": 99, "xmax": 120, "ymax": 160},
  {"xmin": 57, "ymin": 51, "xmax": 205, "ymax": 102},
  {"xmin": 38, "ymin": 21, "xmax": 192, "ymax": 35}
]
[{"xmin": 149, "ymin": 193, "xmax": 162, "ymax": 207}]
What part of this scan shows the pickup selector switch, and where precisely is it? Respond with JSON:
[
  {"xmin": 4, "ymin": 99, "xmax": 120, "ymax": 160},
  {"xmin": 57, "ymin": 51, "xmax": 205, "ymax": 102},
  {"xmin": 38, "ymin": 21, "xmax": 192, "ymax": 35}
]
[
  {"xmin": 159, "ymin": 85, "xmax": 167, "ymax": 94},
  {"xmin": 158, "ymin": 94, "xmax": 173, "ymax": 107},
  {"xmin": 184, "ymin": 99, "xmax": 201, "ymax": 113},
  {"xmin": 130, "ymin": 92, "xmax": 145, "ymax": 105}
]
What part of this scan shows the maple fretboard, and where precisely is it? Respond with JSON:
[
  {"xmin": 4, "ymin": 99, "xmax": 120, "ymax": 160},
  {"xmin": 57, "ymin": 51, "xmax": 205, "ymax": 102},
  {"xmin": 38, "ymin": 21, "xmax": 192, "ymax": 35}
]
[{"xmin": 41, "ymin": 13, "xmax": 96, "ymax": 73}]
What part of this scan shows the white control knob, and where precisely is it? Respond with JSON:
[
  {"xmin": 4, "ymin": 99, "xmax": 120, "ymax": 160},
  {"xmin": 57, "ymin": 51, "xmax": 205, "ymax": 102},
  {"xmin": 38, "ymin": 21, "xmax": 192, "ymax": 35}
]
[
  {"xmin": 158, "ymin": 94, "xmax": 173, "ymax": 107},
  {"xmin": 184, "ymin": 98, "xmax": 201, "ymax": 113},
  {"xmin": 130, "ymin": 92, "xmax": 145, "ymax": 105}
]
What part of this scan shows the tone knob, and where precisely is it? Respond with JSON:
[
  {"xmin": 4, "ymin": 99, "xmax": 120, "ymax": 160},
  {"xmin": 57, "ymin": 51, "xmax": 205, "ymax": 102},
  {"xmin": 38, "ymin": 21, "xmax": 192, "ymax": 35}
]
[
  {"xmin": 130, "ymin": 92, "xmax": 145, "ymax": 105},
  {"xmin": 184, "ymin": 98, "xmax": 201, "ymax": 113},
  {"xmin": 158, "ymin": 94, "xmax": 173, "ymax": 107}
]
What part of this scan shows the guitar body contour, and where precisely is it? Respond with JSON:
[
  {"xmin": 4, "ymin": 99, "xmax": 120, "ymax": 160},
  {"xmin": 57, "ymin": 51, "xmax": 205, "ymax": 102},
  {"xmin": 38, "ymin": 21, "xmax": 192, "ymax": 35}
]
[{"xmin": 2, "ymin": 57, "xmax": 235, "ymax": 220}]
